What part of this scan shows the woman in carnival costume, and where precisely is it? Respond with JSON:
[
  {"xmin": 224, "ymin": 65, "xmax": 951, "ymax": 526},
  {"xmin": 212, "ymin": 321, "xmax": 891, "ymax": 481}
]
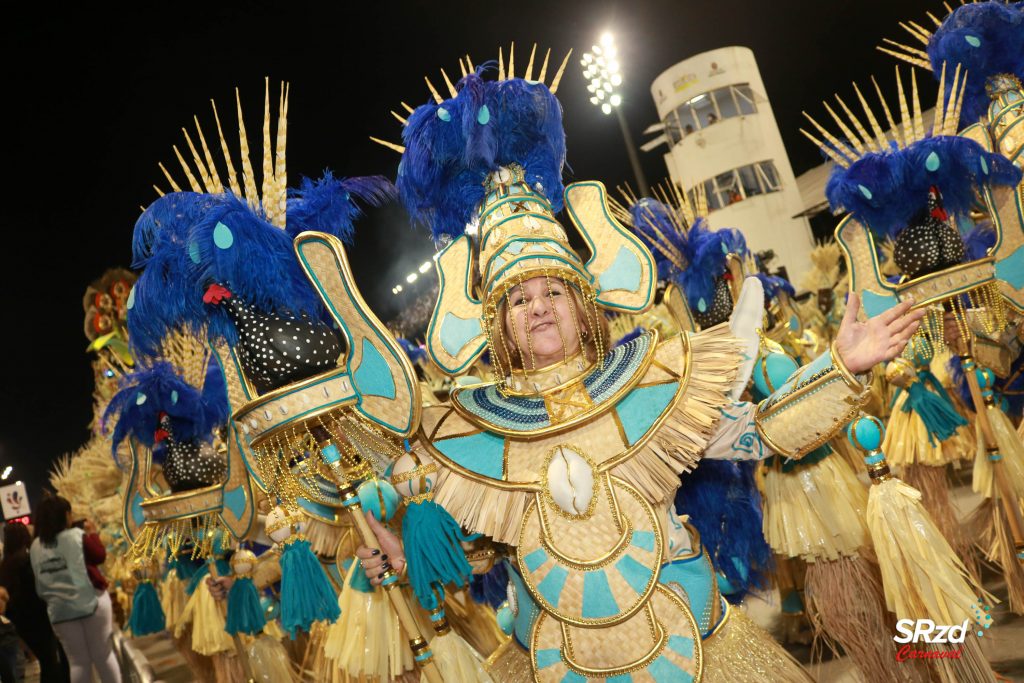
[{"xmin": 358, "ymin": 45, "xmax": 927, "ymax": 682}]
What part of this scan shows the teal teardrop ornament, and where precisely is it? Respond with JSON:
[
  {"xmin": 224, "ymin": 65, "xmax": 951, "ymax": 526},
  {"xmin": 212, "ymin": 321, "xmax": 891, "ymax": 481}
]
[
  {"xmin": 858, "ymin": 184, "xmax": 873, "ymax": 199},
  {"xmin": 925, "ymin": 151, "xmax": 941, "ymax": 172},
  {"xmin": 980, "ymin": 155, "xmax": 989, "ymax": 175},
  {"xmin": 477, "ymin": 105, "xmax": 490, "ymax": 125},
  {"xmin": 188, "ymin": 240, "xmax": 202, "ymax": 264},
  {"xmin": 213, "ymin": 222, "xmax": 234, "ymax": 249},
  {"xmin": 436, "ymin": 107, "xmax": 451, "ymax": 122},
  {"xmin": 136, "ymin": 392, "xmax": 147, "ymax": 406},
  {"xmin": 171, "ymin": 390, "xmax": 179, "ymax": 405},
  {"xmin": 126, "ymin": 285, "xmax": 136, "ymax": 310},
  {"xmin": 965, "ymin": 35, "xmax": 981, "ymax": 47},
  {"xmin": 697, "ymin": 297, "xmax": 708, "ymax": 312}
]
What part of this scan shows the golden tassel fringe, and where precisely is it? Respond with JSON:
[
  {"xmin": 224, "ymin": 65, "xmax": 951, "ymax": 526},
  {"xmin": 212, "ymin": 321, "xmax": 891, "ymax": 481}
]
[
  {"xmin": 616, "ymin": 324, "xmax": 745, "ymax": 504},
  {"xmin": 175, "ymin": 579, "xmax": 234, "ymax": 656},
  {"xmin": 901, "ymin": 463, "xmax": 980, "ymax": 582},
  {"xmin": 804, "ymin": 556, "xmax": 913, "ymax": 683},
  {"xmin": 701, "ymin": 605, "xmax": 815, "ymax": 683},
  {"xmin": 160, "ymin": 570, "xmax": 187, "ymax": 633},
  {"xmin": 883, "ymin": 392, "xmax": 968, "ymax": 467},
  {"xmin": 969, "ymin": 498, "xmax": 1024, "ymax": 615},
  {"xmin": 434, "ymin": 467, "xmax": 530, "ymax": 545},
  {"xmin": 763, "ymin": 453, "xmax": 870, "ymax": 561},
  {"xmin": 247, "ymin": 634, "xmax": 301, "ymax": 682},
  {"xmin": 868, "ymin": 478, "xmax": 990, "ymax": 623},
  {"xmin": 431, "ymin": 631, "xmax": 495, "ymax": 682}
]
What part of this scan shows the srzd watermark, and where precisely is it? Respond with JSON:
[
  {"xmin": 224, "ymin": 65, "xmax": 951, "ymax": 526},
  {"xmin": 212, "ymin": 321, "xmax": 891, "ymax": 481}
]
[{"xmin": 892, "ymin": 605, "xmax": 994, "ymax": 662}]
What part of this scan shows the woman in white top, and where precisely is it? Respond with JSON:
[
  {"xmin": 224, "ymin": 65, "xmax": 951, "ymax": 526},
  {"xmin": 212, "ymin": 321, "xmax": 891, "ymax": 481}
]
[{"xmin": 30, "ymin": 495, "xmax": 121, "ymax": 683}]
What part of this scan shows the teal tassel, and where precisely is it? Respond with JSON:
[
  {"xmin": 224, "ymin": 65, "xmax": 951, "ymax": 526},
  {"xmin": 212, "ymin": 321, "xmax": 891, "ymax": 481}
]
[
  {"xmin": 893, "ymin": 370, "xmax": 967, "ymax": 446},
  {"xmin": 402, "ymin": 499, "xmax": 475, "ymax": 609},
  {"xmin": 225, "ymin": 576, "xmax": 267, "ymax": 636},
  {"xmin": 184, "ymin": 558, "xmax": 230, "ymax": 596},
  {"xmin": 280, "ymin": 538, "xmax": 340, "ymax": 637},
  {"xmin": 129, "ymin": 581, "xmax": 165, "ymax": 636},
  {"xmin": 347, "ymin": 559, "xmax": 374, "ymax": 594}
]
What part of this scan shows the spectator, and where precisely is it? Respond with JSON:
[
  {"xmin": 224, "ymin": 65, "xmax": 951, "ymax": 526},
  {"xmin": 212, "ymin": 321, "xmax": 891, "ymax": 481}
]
[
  {"xmin": 0, "ymin": 522, "xmax": 68, "ymax": 682},
  {"xmin": 707, "ymin": 113, "xmax": 718, "ymax": 125},
  {"xmin": 29, "ymin": 496, "xmax": 120, "ymax": 683}
]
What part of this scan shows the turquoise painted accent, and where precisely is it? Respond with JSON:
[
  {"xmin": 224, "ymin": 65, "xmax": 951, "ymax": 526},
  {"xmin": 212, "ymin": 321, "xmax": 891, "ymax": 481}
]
[
  {"xmin": 925, "ymin": 151, "xmax": 941, "ymax": 172},
  {"xmin": 496, "ymin": 605, "xmax": 514, "ymax": 634},
  {"xmin": 414, "ymin": 651, "xmax": 432, "ymax": 662},
  {"xmin": 353, "ymin": 339, "xmax": 396, "ymax": 399},
  {"xmin": 860, "ymin": 289, "xmax": 899, "ymax": 318},
  {"xmin": 995, "ymin": 244, "xmax": 1024, "ymax": 288},
  {"xmin": 433, "ymin": 431, "xmax": 506, "ymax": 479},
  {"xmin": 608, "ymin": 675, "xmax": 634, "ymax": 683},
  {"xmin": 754, "ymin": 352, "xmax": 799, "ymax": 398},
  {"xmin": 223, "ymin": 486, "xmax": 246, "ymax": 520},
  {"xmin": 437, "ymin": 107, "xmax": 451, "ymax": 122},
  {"xmin": 781, "ymin": 589, "xmax": 804, "ymax": 614},
  {"xmin": 535, "ymin": 649, "xmax": 561, "ymax": 669},
  {"xmin": 126, "ymin": 285, "xmax": 135, "ymax": 310},
  {"xmin": 864, "ymin": 453, "xmax": 885, "ymax": 466},
  {"xmin": 721, "ymin": 242, "xmax": 729, "ymax": 254},
  {"xmin": 598, "ymin": 246, "xmax": 643, "ymax": 293},
  {"xmin": 981, "ymin": 155, "xmax": 990, "ymax": 175},
  {"xmin": 477, "ymin": 105, "xmax": 491, "ymax": 125},
  {"xmin": 965, "ymin": 34, "xmax": 981, "ymax": 47},
  {"xmin": 616, "ymin": 555, "xmax": 653, "ymax": 595},
  {"xmin": 616, "ymin": 383, "xmax": 679, "ymax": 445},
  {"xmin": 508, "ymin": 563, "xmax": 541, "ymax": 645},
  {"xmin": 131, "ymin": 493, "xmax": 145, "ymax": 527},
  {"xmin": 717, "ymin": 572, "xmax": 737, "ymax": 594},
  {"xmin": 321, "ymin": 444, "xmax": 341, "ymax": 464},
  {"xmin": 505, "ymin": 240, "xmax": 525, "ymax": 254},
  {"xmin": 788, "ymin": 314, "xmax": 800, "ymax": 331},
  {"xmin": 667, "ymin": 635, "xmax": 694, "ymax": 659},
  {"xmin": 188, "ymin": 240, "xmax": 201, "ymax": 264},
  {"xmin": 537, "ymin": 566, "xmax": 569, "ymax": 608},
  {"xmin": 660, "ymin": 553, "xmax": 714, "ymax": 632},
  {"xmin": 561, "ymin": 672, "xmax": 586, "ymax": 683},
  {"xmin": 213, "ymin": 222, "xmax": 234, "ymax": 249},
  {"xmin": 357, "ymin": 479, "xmax": 400, "ymax": 522},
  {"xmin": 170, "ymin": 390, "xmax": 179, "ymax": 404},
  {"xmin": 631, "ymin": 530, "xmax": 656, "ymax": 552},
  {"xmin": 439, "ymin": 312, "xmax": 483, "ymax": 357},
  {"xmin": 851, "ymin": 417, "xmax": 883, "ymax": 451},
  {"xmin": 524, "ymin": 548, "xmax": 549, "ymax": 573},
  {"xmin": 581, "ymin": 570, "xmax": 619, "ymax": 619},
  {"xmin": 858, "ymin": 184, "xmax": 873, "ymax": 199},
  {"xmin": 297, "ymin": 497, "xmax": 338, "ymax": 520},
  {"xmin": 136, "ymin": 392, "xmax": 147, "ymax": 405},
  {"xmin": 648, "ymin": 655, "xmax": 687, "ymax": 683},
  {"xmin": 697, "ymin": 297, "xmax": 707, "ymax": 312},
  {"xmin": 382, "ymin": 574, "xmax": 399, "ymax": 587}
]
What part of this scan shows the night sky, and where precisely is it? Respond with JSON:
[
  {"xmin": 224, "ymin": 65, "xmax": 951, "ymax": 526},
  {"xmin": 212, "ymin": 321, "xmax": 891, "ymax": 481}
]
[{"xmin": 2, "ymin": 1, "xmax": 940, "ymax": 506}]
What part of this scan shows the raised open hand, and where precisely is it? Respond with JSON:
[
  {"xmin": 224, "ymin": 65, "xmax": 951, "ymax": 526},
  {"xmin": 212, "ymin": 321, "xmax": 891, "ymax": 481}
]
[{"xmin": 835, "ymin": 293, "xmax": 927, "ymax": 374}]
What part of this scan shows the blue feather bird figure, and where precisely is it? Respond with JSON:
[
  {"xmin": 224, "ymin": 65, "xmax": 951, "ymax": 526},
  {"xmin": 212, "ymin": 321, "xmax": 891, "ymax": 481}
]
[{"xmin": 927, "ymin": 1, "xmax": 1024, "ymax": 125}]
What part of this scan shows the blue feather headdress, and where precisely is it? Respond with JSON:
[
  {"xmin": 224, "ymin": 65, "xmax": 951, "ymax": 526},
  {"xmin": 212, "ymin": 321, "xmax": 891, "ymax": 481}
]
[
  {"xmin": 805, "ymin": 68, "xmax": 1021, "ymax": 241},
  {"xmin": 103, "ymin": 360, "xmax": 229, "ymax": 455},
  {"xmin": 127, "ymin": 83, "xmax": 393, "ymax": 359},
  {"xmin": 881, "ymin": 2, "xmax": 1024, "ymax": 126},
  {"xmin": 616, "ymin": 192, "xmax": 748, "ymax": 313},
  {"xmin": 373, "ymin": 49, "xmax": 573, "ymax": 244}
]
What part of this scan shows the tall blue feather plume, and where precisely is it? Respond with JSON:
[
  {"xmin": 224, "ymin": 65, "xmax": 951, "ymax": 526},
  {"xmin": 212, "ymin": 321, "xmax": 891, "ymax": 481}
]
[
  {"xmin": 397, "ymin": 72, "xmax": 566, "ymax": 242},
  {"xmin": 286, "ymin": 172, "xmax": 395, "ymax": 242},
  {"xmin": 754, "ymin": 273, "xmax": 796, "ymax": 300},
  {"xmin": 964, "ymin": 220, "xmax": 996, "ymax": 260},
  {"xmin": 675, "ymin": 459, "xmax": 772, "ymax": 602},
  {"xmin": 927, "ymin": 2, "xmax": 1024, "ymax": 125},
  {"xmin": 825, "ymin": 135, "xmax": 1021, "ymax": 238}
]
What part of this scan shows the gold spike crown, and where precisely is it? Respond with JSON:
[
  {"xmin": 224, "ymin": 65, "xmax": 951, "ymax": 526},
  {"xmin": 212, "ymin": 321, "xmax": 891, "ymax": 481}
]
[
  {"xmin": 609, "ymin": 181, "xmax": 709, "ymax": 275},
  {"xmin": 801, "ymin": 64, "xmax": 968, "ymax": 169},
  {"xmin": 370, "ymin": 43, "xmax": 572, "ymax": 155},
  {"xmin": 876, "ymin": 5, "xmax": 950, "ymax": 71},
  {"xmin": 155, "ymin": 78, "xmax": 289, "ymax": 229}
]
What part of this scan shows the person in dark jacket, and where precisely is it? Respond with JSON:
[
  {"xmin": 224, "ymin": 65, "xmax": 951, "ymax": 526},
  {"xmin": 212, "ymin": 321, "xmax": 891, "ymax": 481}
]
[{"xmin": 0, "ymin": 521, "xmax": 68, "ymax": 682}]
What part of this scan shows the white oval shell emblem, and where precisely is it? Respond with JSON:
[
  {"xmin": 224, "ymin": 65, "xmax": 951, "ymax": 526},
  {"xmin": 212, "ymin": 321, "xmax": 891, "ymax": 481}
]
[{"xmin": 546, "ymin": 446, "xmax": 595, "ymax": 517}]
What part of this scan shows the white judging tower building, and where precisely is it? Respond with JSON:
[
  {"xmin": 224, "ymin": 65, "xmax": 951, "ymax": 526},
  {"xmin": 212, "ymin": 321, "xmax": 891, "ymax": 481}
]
[{"xmin": 644, "ymin": 46, "xmax": 814, "ymax": 280}]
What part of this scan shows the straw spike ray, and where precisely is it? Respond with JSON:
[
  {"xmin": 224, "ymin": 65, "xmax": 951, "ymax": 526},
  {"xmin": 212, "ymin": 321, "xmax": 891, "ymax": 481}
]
[
  {"xmin": 934, "ymin": 62, "xmax": 948, "ymax": 137},
  {"xmin": 910, "ymin": 69, "xmax": 924, "ymax": 141},
  {"xmin": 401, "ymin": 102, "xmax": 415, "ymax": 114},
  {"xmin": 801, "ymin": 111, "xmax": 857, "ymax": 164},
  {"xmin": 878, "ymin": 12, "xmax": 940, "ymax": 71},
  {"xmin": 508, "ymin": 41, "xmax": 515, "ymax": 80},
  {"xmin": 369, "ymin": 136, "xmax": 406, "ymax": 154},
  {"xmin": 440, "ymin": 68, "xmax": 458, "ymax": 98},
  {"xmin": 158, "ymin": 162, "xmax": 182, "ymax": 193},
  {"xmin": 192, "ymin": 117, "xmax": 224, "ymax": 193},
  {"xmin": 852, "ymin": 82, "xmax": 890, "ymax": 150},
  {"xmin": 549, "ymin": 49, "xmax": 572, "ymax": 94},
  {"xmin": 524, "ymin": 43, "xmax": 537, "ymax": 81},
  {"xmin": 181, "ymin": 129, "xmax": 214, "ymax": 193},
  {"xmin": 799, "ymin": 128, "xmax": 851, "ymax": 168},
  {"xmin": 895, "ymin": 67, "xmax": 912, "ymax": 149},
  {"xmin": 261, "ymin": 78, "xmax": 275, "ymax": 220},
  {"xmin": 537, "ymin": 48, "xmax": 551, "ymax": 84},
  {"xmin": 268, "ymin": 81, "xmax": 289, "ymax": 228},
  {"xmin": 822, "ymin": 100, "xmax": 867, "ymax": 154},
  {"xmin": 172, "ymin": 145, "xmax": 203, "ymax": 192},
  {"xmin": 391, "ymin": 110, "xmax": 408, "ymax": 125},
  {"xmin": 211, "ymin": 100, "xmax": 242, "ymax": 198},
  {"xmin": 236, "ymin": 87, "xmax": 260, "ymax": 210},
  {"xmin": 465, "ymin": 54, "xmax": 474, "ymax": 72},
  {"xmin": 424, "ymin": 76, "xmax": 443, "ymax": 105},
  {"xmin": 950, "ymin": 68, "xmax": 968, "ymax": 136},
  {"xmin": 498, "ymin": 46, "xmax": 505, "ymax": 80},
  {"xmin": 458, "ymin": 57, "xmax": 467, "ymax": 78},
  {"xmin": 871, "ymin": 75, "xmax": 903, "ymax": 149}
]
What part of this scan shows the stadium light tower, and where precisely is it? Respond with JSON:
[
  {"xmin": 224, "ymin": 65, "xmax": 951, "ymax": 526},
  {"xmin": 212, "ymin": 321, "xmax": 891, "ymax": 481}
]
[{"xmin": 582, "ymin": 32, "xmax": 649, "ymax": 196}]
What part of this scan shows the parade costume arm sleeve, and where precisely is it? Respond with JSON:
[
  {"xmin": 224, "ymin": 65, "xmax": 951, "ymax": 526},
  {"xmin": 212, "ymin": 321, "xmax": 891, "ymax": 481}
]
[{"xmin": 750, "ymin": 345, "xmax": 873, "ymax": 459}]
